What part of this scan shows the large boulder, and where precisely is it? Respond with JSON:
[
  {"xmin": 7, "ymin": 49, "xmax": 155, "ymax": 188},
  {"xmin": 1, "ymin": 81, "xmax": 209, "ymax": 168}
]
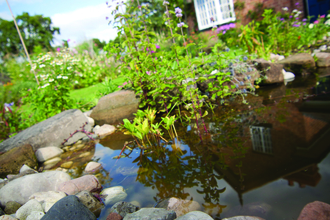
[
  {"xmin": 315, "ymin": 52, "xmax": 330, "ymax": 67},
  {"xmin": 0, "ymin": 144, "xmax": 38, "ymax": 177},
  {"xmin": 278, "ymin": 53, "xmax": 316, "ymax": 76},
  {"xmin": 90, "ymin": 90, "xmax": 140, "ymax": 126},
  {"xmin": 253, "ymin": 59, "xmax": 284, "ymax": 84},
  {"xmin": 297, "ymin": 201, "xmax": 330, "ymax": 220},
  {"xmin": 0, "ymin": 171, "xmax": 71, "ymax": 206},
  {"xmin": 0, "ymin": 109, "xmax": 92, "ymax": 153},
  {"xmin": 123, "ymin": 208, "xmax": 176, "ymax": 220},
  {"xmin": 40, "ymin": 195, "xmax": 96, "ymax": 220}
]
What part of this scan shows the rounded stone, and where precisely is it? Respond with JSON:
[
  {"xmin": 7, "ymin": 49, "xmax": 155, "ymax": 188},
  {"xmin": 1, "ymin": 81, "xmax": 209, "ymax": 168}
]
[
  {"xmin": 101, "ymin": 186, "xmax": 127, "ymax": 205},
  {"xmin": 4, "ymin": 201, "xmax": 22, "ymax": 214},
  {"xmin": 84, "ymin": 162, "xmax": 102, "ymax": 173},
  {"xmin": 41, "ymin": 195, "xmax": 96, "ymax": 220},
  {"xmin": 61, "ymin": 161, "xmax": 73, "ymax": 169},
  {"xmin": 35, "ymin": 147, "xmax": 63, "ymax": 163},
  {"xmin": 26, "ymin": 211, "xmax": 45, "ymax": 220},
  {"xmin": 16, "ymin": 199, "xmax": 43, "ymax": 220}
]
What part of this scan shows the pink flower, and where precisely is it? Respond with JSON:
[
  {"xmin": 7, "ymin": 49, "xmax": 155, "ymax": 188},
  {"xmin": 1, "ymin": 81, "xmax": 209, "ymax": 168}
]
[
  {"xmin": 123, "ymin": 82, "xmax": 127, "ymax": 86},
  {"xmin": 320, "ymin": 15, "xmax": 325, "ymax": 18},
  {"xmin": 67, "ymin": 39, "xmax": 70, "ymax": 42},
  {"xmin": 146, "ymin": 71, "xmax": 151, "ymax": 75},
  {"xmin": 314, "ymin": 20, "xmax": 319, "ymax": 24},
  {"xmin": 57, "ymin": 48, "xmax": 60, "ymax": 52},
  {"xmin": 118, "ymin": 85, "xmax": 122, "ymax": 88}
]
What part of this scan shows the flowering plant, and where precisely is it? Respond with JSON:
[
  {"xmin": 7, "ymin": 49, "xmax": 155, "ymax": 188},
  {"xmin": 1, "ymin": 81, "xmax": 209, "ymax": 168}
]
[
  {"xmin": 104, "ymin": 0, "xmax": 259, "ymax": 141},
  {"xmin": 21, "ymin": 48, "xmax": 80, "ymax": 125}
]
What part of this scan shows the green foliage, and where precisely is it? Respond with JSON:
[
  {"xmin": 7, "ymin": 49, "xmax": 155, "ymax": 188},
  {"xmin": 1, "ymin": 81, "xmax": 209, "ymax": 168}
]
[
  {"xmin": 104, "ymin": 0, "xmax": 260, "ymax": 143},
  {"xmin": 0, "ymin": 12, "xmax": 60, "ymax": 57}
]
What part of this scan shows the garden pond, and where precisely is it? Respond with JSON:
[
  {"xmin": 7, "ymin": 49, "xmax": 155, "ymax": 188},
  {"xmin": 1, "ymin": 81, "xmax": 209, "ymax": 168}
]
[{"xmin": 66, "ymin": 70, "xmax": 330, "ymax": 220}]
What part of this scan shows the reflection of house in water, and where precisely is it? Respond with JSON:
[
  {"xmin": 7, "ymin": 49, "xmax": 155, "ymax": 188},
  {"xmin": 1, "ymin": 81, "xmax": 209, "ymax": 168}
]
[
  {"xmin": 250, "ymin": 125, "xmax": 273, "ymax": 154},
  {"xmin": 211, "ymin": 100, "xmax": 330, "ymax": 205}
]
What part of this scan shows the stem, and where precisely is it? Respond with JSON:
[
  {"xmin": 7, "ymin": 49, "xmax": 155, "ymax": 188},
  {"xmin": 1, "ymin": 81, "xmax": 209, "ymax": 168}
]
[
  {"xmin": 5, "ymin": 0, "xmax": 39, "ymax": 86},
  {"xmin": 195, "ymin": 96, "xmax": 208, "ymax": 133},
  {"xmin": 189, "ymin": 91, "xmax": 202, "ymax": 141},
  {"xmin": 164, "ymin": 5, "xmax": 180, "ymax": 66}
]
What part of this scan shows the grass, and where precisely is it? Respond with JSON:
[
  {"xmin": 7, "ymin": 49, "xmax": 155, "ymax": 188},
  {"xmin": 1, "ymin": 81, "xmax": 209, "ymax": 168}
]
[{"xmin": 69, "ymin": 76, "xmax": 126, "ymax": 109}]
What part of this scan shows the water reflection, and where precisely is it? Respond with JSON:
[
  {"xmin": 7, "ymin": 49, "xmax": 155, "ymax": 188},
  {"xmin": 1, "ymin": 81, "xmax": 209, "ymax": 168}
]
[{"xmin": 97, "ymin": 75, "xmax": 330, "ymax": 219}]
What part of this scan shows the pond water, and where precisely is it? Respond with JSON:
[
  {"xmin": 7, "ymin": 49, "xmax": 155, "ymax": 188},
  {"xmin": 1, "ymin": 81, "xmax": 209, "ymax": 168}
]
[{"xmin": 74, "ymin": 70, "xmax": 330, "ymax": 220}]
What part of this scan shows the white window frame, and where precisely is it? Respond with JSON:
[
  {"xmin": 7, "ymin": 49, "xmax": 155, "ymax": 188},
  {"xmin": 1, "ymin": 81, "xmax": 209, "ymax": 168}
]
[
  {"xmin": 194, "ymin": 0, "xmax": 236, "ymax": 30},
  {"xmin": 250, "ymin": 125, "xmax": 273, "ymax": 154}
]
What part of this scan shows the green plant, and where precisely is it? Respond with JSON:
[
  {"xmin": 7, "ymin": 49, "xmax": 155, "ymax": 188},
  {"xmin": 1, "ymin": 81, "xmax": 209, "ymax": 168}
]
[
  {"xmin": 121, "ymin": 108, "xmax": 170, "ymax": 148},
  {"xmin": 98, "ymin": 77, "xmax": 119, "ymax": 96},
  {"xmin": 104, "ymin": 0, "xmax": 263, "ymax": 142},
  {"xmin": 19, "ymin": 49, "xmax": 80, "ymax": 128}
]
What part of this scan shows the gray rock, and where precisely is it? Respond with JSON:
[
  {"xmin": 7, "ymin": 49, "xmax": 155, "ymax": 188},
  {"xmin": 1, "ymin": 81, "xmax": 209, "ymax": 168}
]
[
  {"xmin": 75, "ymin": 191, "xmax": 103, "ymax": 215},
  {"xmin": 43, "ymin": 157, "xmax": 62, "ymax": 170},
  {"xmin": 19, "ymin": 165, "xmax": 37, "ymax": 175},
  {"xmin": 4, "ymin": 201, "xmax": 21, "ymax": 214},
  {"xmin": 0, "ymin": 109, "xmax": 92, "ymax": 152},
  {"xmin": 100, "ymin": 186, "xmax": 127, "ymax": 206},
  {"xmin": 26, "ymin": 211, "xmax": 45, "ymax": 220},
  {"xmin": 0, "ymin": 144, "xmax": 38, "ymax": 177},
  {"xmin": 123, "ymin": 208, "xmax": 176, "ymax": 220},
  {"xmin": 92, "ymin": 125, "xmax": 101, "ymax": 133},
  {"xmin": 16, "ymin": 199, "xmax": 43, "ymax": 220},
  {"xmin": 94, "ymin": 124, "xmax": 116, "ymax": 137},
  {"xmin": 156, "ymin": 197, "xmax": 201, "ymax": 217},
  {"xmin": 176, "ymin": 211, "xmax": 213, "ymax": 220},
  {"xmin": 87, "ymin": 117, "xmax": 95, "ymax": 127},
  {"xmin": 90, "ymin": 90, "xmax": 140, "ymax": 126},
  {"xmin": 58, "ymin": 175, "xmax": 102, "ymax": 195},
  {"xmin": 35, "ymin": 147, "xmax": 63, "ymax": 163},
  {"xmin": 28, "ymin": 191, "xmax": 67, "ymax": 212},
  {"xmin": 315, "ymin": 52, "xmax": 330, "ymax": 67},
  {"xmin": 278, "ymin": 53, "xmax": 316, "ymax": 76},
  {"xmin": 253, "ymin": 58, "xmax": 284, "ymax": 84},
  {"xmin": 84, "ymin": 162, "xmax": 102, "ymax": 173},
  {"xmin": 108, "ymin": 202, "xmax": 139, "ymax": 218},
  {"xmin": 41, "ymin": 195, "xmax": 96, "ymax": 220},
  {"xmin": 0, "ymin": 171, "xmax": 71, "ymax": 206}
]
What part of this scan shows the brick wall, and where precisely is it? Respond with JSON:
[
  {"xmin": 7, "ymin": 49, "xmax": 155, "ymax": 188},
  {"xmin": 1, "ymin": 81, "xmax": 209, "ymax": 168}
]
[{"xmin": 233, "ymin": 0, "xmax": 305, "ymax": 25}]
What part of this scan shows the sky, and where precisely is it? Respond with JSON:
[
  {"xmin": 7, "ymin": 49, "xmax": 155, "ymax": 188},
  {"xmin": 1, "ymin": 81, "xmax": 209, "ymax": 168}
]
[{"xmin": 0, "ymin": 0, "xmax": 121, "ymax": 47}]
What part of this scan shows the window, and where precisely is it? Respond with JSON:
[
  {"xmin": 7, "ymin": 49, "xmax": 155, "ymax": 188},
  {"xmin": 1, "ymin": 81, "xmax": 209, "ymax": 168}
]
[
  {"xmin": 194, "ymin": 0, "xmax": 236, "ymax": 30},
  {"xmin": 250, "ymin": 125, "xmax": 273, "ymax": 154}
]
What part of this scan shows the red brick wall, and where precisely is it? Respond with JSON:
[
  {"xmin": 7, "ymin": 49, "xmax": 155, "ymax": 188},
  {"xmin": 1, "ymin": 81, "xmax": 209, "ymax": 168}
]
[{"xmin": 233, "ymin": 0, "xmax": 305, "ymax": 25}]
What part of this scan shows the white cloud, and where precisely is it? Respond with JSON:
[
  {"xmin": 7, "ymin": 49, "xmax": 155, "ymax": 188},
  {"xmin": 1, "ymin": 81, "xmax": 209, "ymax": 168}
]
[
  {"xmin": 0, "ymin": 11, "xmax": 11, "ymax": 20},
  {"xmin": 51, "ymin": 3, "xmax": 119, "ymax": 46}
]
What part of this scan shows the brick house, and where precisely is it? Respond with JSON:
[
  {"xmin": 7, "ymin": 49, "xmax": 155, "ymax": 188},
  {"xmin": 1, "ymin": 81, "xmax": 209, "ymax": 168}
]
[{"xmin": 186, "ymin": 0, "xmax": 329, "ymax": 32}]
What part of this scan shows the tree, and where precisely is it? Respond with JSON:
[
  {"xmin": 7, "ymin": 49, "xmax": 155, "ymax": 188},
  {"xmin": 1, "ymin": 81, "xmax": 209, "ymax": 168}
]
[{"xmin": 0, "ymin": 12, "xmax": 60, "ymax": 58}]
